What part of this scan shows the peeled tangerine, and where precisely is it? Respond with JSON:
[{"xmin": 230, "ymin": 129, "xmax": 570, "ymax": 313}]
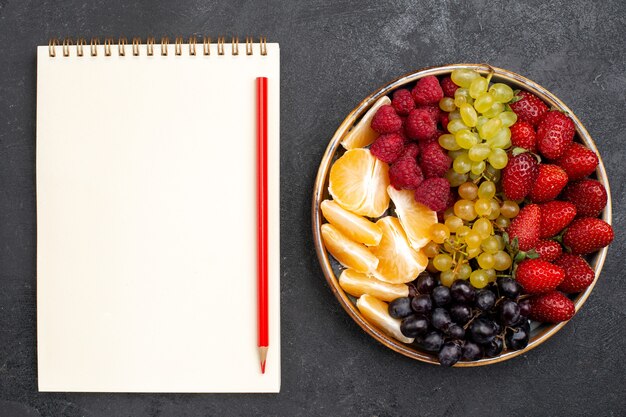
[
  {"xmin": 320, "ymin": 200, "xmax": 383, "ymax": 246},
  {"xmin": 370, "ymin": 216, "xmax": 428, "ymax": 284},
  {"xmin": 356, "ymin": 294, "xmax": 414, "ymax": 343},
  {"xmin": 321, "ymin": 223, "xmax": 378, "ymax": 273},
  {"xmin": 341, "ymin": 96, "xmax": 391, "ymax": 150},
  {"xmin": 328, "ymin": 148, "xmax": 390, "ymax": 218},
  {"xmin": 339, "ymin": 269, "xmax": 409, "ymax": 302},
  {"xmin": 387, "ymin": 186, "xmax": 438, "ymax": 250}
]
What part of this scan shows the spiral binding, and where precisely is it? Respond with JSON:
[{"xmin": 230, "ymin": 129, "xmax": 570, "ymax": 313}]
[{"xmin": 48, "ymin": 36, "xmax": 268, "ymax": 57}]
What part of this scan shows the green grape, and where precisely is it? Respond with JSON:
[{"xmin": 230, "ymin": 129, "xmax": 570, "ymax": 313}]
[
  {"xmin": 434, "ymin": 254, "xmax": 453, "ymax": 271},
  {"xmin": 476, "ymin": 116, "xmax": 489, "ymax": 129},
  {"xmin": 457, "ymin": 263, "xmax": 472, "ymax": 279},
  {"xmin": 451, "ymin": 68, "xmax": 480, "ymax": 88},
  {"xmin": 478, "ymin": 117, "xmax": 502, "ymax": 139},
  {"xmin": 460, "ymin": 103, "xmax": 478, "ymax": 127},
  {"xmin": 477, "ymin": 252, "xmax": 496, "ymax": 269},
  {"xmin": 489, "ymin": 83, "xmax": 514, "ymax": 103},
  {"xmin": 500, "ymin": 200, "xmax": 520, "ymax": 218},
  {"xmin": 448, "ymin": 109, "xmax": 461, "ymax": 120},
  {"xmin": 439, "ymin": 97, "xmax": 456, "ymax": 112},
  {"xmin": 453, "ymin": 152, "xmax": 472, "ymax": 174},
  {"xmin": 423, "ymin": 241, "xmax": 439, "ymax": 258},
  {"xmin": 448, "ymin": 118, "xmax": 468, "ymax": 134},
  {"xmin": 470, "ymin": 269, "xmax": 490, "ymax": 288},
  {"xmin": 482, "ymin": 101, "xmax": 505, "ymax": 118},
  {"xmin": 458, "ymin": 182, "xmax": 478, "ymax": 200},
  {"xmin": 487, "ymin": 200, "xmax": 500, "ymax": 220},
  {"xmin": 456, "ymin": 225, "xmax": 471, "ymax": 238},
  {"xmin": 495, "ymin": 215, "xmax": 511, "ymax": 228},
  {"xmin": 443, "ymin": 207, "xmax": 455, "ymax": 219},
  {"xmin": 467, "ymin": 246, "xmax": 482, "ymax": 259},
  {"xmin": 493, "ymin": 250, "xmax": 512, "ymax": 271},
  {"xmin": 469, "ymin": 77, "xmax": 489, "ymax": 99},
  {"xmin": 484, "ymin": 268, "xmax": 497, "ymax": 282},
  {"xmin": 469, "ymin": 172, "xmax": 481, "ymax": 181},
  {"xmin": 488, "ymin": 127, "xmax": 512, "ymax": 149},
  {"xmin": 493, "ymin": 235, "xmax": 505, "ymax": 251},
  {"xmin": 498, "ymin": 111, "xmax": 518, "ymax": 127},
  {"xmin": 481, "ymin": 235, "xmax": 500, "ymax": 253},
  {"xmin": 440, "ymin": 270, "xmax": 456, "ymax": 287},
  {"xmin": 488, "ymin": 148, "xmax": 508, "ymax": 169},
  {"xmin": 445, "ymin": 169, "xmax": 468, "ymax": 187},
  {"xmin": 474, "ymin": 198, "xmax": 492, "ymax": 217},
  {"xmin": 454, "ymin": 199, "xmax": 477, "ymax": 221},
  {"xmin": 455, "ymin": 129, "xmax": 479, "ymax": 149},
  {"xmin": 448, "ymin": 149, "xmax": 466, "ymax": 160},
  {"xmin": 454, "ymin": 88, "xmax": 473, "ymax": 107},
  {"xmin": 443, "ymin": 240, "xmax": 456, "ymax": 253},
  {"xmin": 430, "ymin": 223, "xmax": 450, "ymax": 244},
  {"xmin": 471, "ymin": 161, "xmax": 486, "ymax": 176},
  {"xmin": 473, "ymin": 217, "xmax": 492, "ymax": 238},
  {"xmin": 478, "ymin": 181, "xmax": 496, "ymax": 199},
  {"xmin": 444, "ymin": 215, "xmax": 464, "ymax": 233},
  {"xmin": 484, "ymin": 164, "xmax": 501, "ymax": 183},
  {"xmin": 439, "ymin": 133, "xmax": 461, "ymax": 150},
  {"xmin": 465, "ymin": 231, "xmax": 482, "ymax": 248},
  {"xmin": 474, "ymin": 93, "xmax": 495, "ymax": 113},
  {"xmin": 468, "ymin": 144, "xmax": 491, "ymax": 161}
]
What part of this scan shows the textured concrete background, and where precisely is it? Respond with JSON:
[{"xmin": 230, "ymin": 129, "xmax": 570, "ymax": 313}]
[{"xmin": 0, "ymin": 0, "xmax": 625, "ymax": 416}]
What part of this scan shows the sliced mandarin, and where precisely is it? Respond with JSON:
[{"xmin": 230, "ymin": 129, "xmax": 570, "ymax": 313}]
[
  {"xmin": 328, "ymin": 148, "xmax": 390, "ymax": 218},
  {"xmin": 356, "ymin": 294, "xmax": 414, "ymax": 343},
  {"xmin": 341, "ymin": 95, "xmax": 391, "ymax": 150},
  {"xmin": 321, "ymin": 200, "xmax": 382, "ymax": 246},
  {"xmin": 339, "ymin": 269, "xmax": 409, "ymax": 302},
  {"xmin": 387, "ymin": 186, "xmax": 438, "ymax": 250},
  {"xmin": 321, "ymin": 223, "xmax": 379, "ymax": 273},
  {"xmin": 370, "ymin": 216, "xmax": 428, "ymax": 284}
]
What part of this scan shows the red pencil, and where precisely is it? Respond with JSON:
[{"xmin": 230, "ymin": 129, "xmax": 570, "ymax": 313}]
[{"xmin": 256, "ymin": 77, "xmax": 269, "ymax": 374}]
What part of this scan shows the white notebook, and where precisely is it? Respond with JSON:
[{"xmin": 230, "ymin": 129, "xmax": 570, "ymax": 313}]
[{"xmin": 36, "ymin": 37, "xmax": 280, "ymax": 393}]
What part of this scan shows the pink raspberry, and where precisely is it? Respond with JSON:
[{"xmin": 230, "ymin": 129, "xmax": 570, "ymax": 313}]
[
  {"xmin": 391, "ymin": 89, "xmax": 415, "ymax": 116},
  {"xmin": 412, "ymin": 76, "xmax": 443, "ymax": 106},
  {"xmin": 414, "ymin": 178, "xmax": 450, "ymax": 212},
  {"xmin": 369, "ymin": 133, "xmax": 405, "ymax": 164},
  {"xmin": 405, "ymin": 108, "xmax": 438, "ymax": 141},
  {"xmin": 401, "ymin": 143, "xmax": 420, "ymax": 159},
  {"xmin": 420, "ymin": 141, "xmax": 451, "ymax": 178},
  {"xmin": 389, "ymin": 155, "xmax": 423, "ymax": 190},
  {"xmin": 441, "ymin": 76, "xmax": 458, "ymax": 98},
  {"xmin": 446, "ymin": 189, "xmax": 456, "ymax": 208},
  {"xmin": 439, "ymin": 112, "xmax": 449, "ymax": 132},
  {"xmin": 422, "ymin": 105, "xmax": 441, "ymax": 122},
  {"xmin": 371, "ymin": 105, "xmax": 402, "ymax": 134}
]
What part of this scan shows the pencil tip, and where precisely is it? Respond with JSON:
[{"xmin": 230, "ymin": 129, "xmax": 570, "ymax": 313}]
[
  {"xmin": 258, "ymin": 346, "xmax": 268, "ymax": 374},
  {"xmin": 261, "ymin": 360, "xmax": 266, "ymax": 374}
]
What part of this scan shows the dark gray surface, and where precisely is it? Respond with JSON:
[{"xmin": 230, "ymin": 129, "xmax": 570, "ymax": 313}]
[{"xmin": 0, "ymin": 0, "xmax": 625, "ymax": 416}]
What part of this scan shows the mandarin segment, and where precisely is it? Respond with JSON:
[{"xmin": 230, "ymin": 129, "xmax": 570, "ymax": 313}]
[
  {"xmin": 387, "ymin": 186, "xmax": 438, "ymax": 250},
  {"xmin": 321, "ymin": 223, "xmax": 379, "ymax": 273},
  {"xmin": 338, "ymin": 269, "xmax": 409, "ymax": 302},
  {"xmin": 320, "ymin": 200, "xmax": 382, "ymax": 246},
  {"xmin": 341, "ymin": 96, "xmax": 391, "ymax": 150}
]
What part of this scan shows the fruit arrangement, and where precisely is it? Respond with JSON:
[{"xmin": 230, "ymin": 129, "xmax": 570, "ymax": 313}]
[{"xmin": 319, "ymin": 67, "xmax": 613, "ymax": 366}]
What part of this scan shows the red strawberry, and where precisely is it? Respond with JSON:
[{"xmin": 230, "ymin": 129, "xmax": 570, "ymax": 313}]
[
  {"xmin": 509, "ymin": 90, "xmax": 549, "ymax": 127},
  {"xmin": 536, "ymin": 111, "xmax": 576, "ymax": 159},
  {"xmin": 529, "ymin": 291, "xmax": 575, "ymax": 323},
  {"xmin": 528, "ymin": 164, "xmax": 568, "ymax": 203},
  {"xmin": 561, "ymin": 179, "xmax": 608, "ymax": 218},
  {"xmin": 539, "ymin": 201, "xmax": 577, "ymax": 239},
  {"xmin": 371, "ymin": 105, "xmax": 402, "ymax": 134},
  {"xmin": 391, "ymin": 89, "xmax": 416, "ymax": 116},
  {"xmin": 370, "ymin": 133, "xmax": 405, "ymax": 164},
  {"xmin": 510, "ymin": 121, "xmax": 537, "ymax": 152},
  {"xmin": 555, "ymin": 142, "xmax": 599, "ymax": 181},
  {"xmin": 515, "ymin": 259, "xmax": 565, "ymax": 294},
  {"xmin": 553, "ymin": 254, "xmax": 595, "ymax": 293},
  {"xmin": 411, "ymin": 76, "xmax": 443, "ymax": 106},
  {"xmin": 534, "ymin": 240, "xmax": 563, "ymax": 262},
  {"xmin": 506, "ymin": 204, "xmax": 540, "ymax": 251},
  {"xmin": 501, "ymin": 152, "xmax": 539, "ymax": 200},
  {"xmin": 440, "ymin": 76, "xmax": 458, "ymax": 98},
  {"xmin": 562, "ymin": 217, "xmax": 614, "ymax": 255}
]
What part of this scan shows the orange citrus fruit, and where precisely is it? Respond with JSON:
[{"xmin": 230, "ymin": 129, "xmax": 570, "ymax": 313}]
[
  {"xmin": 341, "ymin": 96, "xmax": 391, "ymax": 150},
  {"xmin": 328, "ymin": 148, "xmax": 390, "ymax": 218},
  {"xmin": 356, "ymin": 294, "xmax": 414, "ymax": 343},
  {"xmin": 369, "ymin": 216, "xmax": 428, "ymax": 284},
  {"xmin": 320, "ymin": 200, "xmax": 383, "ymax": 246},
  {"xmin": 321, "ymin": 223, "xmax": 379, "ymax": 273},
  {"xmin": 339, "ymin": 269, "xmax": 409, "ymax": 302},
  {"xmin": 387, "ymin": 185, "xmax": 438, "ymax": 250}
]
